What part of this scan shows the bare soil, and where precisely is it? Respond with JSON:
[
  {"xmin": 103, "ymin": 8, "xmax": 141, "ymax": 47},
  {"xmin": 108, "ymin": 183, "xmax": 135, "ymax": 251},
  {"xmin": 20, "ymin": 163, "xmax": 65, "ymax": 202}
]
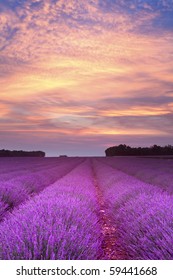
[{"xmin": 91, "ymin": 161, "xmax": 127, "ymax": 260}]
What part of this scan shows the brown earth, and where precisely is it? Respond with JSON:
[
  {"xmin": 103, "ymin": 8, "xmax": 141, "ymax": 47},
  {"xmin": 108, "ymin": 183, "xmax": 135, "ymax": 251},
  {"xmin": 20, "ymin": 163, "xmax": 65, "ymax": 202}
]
[{"xmin": 91, "ymin": 160, "xmax": 127, "ymax": 260}]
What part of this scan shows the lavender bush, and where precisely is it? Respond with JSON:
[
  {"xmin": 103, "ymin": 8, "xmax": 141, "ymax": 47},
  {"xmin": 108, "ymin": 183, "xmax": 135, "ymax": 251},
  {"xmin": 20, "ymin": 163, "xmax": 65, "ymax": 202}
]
[
  {"xmin": 0, "ymin": 157, "xmax": 172, "ymax": 260},
  {"xmin": 114, "ymin": 191, "xmax": 173, "ymax": 259},
  {"xmin": 93, "ymin": 159, "xmax": 173, "ymax": 259},
  {"xmin": 0, "ymin": 158, "xmax": 83, "ymax": 221},
  {"xmin": 0, "ymin": 160, "xmax": 102, "ymax": 260},
  {"xmin": 104, "ymin": 157, "xmax": 173, "ymax": 194}
]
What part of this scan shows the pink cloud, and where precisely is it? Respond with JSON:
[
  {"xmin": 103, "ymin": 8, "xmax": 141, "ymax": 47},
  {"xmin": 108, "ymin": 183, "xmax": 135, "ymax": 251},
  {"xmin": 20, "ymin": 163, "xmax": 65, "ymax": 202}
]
[{"xmin": 0, "ymin": 0, "xmax": 173, "ymax": 154}]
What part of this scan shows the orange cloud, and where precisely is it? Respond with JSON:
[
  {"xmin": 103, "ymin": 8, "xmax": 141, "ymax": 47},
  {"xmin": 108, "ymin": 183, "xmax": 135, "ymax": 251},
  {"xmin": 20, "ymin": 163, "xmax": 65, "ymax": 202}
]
[
  {"xmin": 0, "ymin": 0, "xmax": 173, "ymax": 153},
  {"xmin": 0, "ymin": 104, "xmax": 10, "ymax": 117}
]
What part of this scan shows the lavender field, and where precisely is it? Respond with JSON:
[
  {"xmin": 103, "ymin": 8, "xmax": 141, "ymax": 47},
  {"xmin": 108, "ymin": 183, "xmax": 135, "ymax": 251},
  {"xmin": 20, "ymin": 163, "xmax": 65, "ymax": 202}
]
[{"xmin": 0, "ymin": 157, "xmax": 172, "ymax": 260}]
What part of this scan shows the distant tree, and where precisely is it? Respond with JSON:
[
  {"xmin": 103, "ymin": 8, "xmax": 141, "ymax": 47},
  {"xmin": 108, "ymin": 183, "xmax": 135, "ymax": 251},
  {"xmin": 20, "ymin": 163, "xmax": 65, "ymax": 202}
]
[
  {"xmin": 0, "ymin": 149, "xmax": 45, "ymax": 157},
  {"xmin": 105, "ymin": 144, "xmax": 173, "ymax": 156}
]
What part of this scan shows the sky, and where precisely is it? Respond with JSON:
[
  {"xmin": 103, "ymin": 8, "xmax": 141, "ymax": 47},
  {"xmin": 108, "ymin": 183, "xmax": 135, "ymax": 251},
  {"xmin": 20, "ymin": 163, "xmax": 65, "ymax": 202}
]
[{"xmin": 0, "ymin": 0, "xmax": 173, "ymax": 156}]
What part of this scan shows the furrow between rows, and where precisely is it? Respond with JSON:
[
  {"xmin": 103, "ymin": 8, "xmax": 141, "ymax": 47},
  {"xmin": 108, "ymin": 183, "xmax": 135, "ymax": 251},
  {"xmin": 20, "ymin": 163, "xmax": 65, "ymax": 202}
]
[
  {"xmin": 91, "ymin": 159, "xmax": 126, "ymax": 260},
  {"xmin": 93, "ymin": 158, "xmax": 173, "ymax": 260},
  {"xmin": 0, "ymin": 159, "xmax": 102, "ymax": 260},
  {"xmin": 0, "ymin": 158, "xmax": 84, "ymax": 222}
]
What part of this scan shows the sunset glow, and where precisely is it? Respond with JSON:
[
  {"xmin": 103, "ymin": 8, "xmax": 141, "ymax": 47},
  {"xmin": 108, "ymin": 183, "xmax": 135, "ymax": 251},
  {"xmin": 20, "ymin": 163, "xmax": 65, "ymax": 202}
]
[{"xmin": 0, "ymin": 0, "xmax": 173, "ymax": 155}]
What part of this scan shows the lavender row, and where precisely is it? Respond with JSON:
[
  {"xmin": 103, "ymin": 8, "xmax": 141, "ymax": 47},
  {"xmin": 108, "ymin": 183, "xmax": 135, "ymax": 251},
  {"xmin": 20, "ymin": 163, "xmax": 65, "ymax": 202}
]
[
  {"xmin": 102, "ymin": 157, "xmax": 173, "ymax": 194},
  {"xmin": 0, "ymin": 157, "xmax": 72, "ymax": 181},
  {"xmin": 0, "ymin": 160, "xmax": 102, "ymax": 260},
  {"xmin": 0, "ymin": 158, "xmax": 83, "ymax": 222},
  {"xmin": 93, "ymin": 159, "xmax": 173, "ymax": 260},
  {"xmin": 0, "ymin": 160, "xmax": 72, "ymax": 183},
  {"xmin": 0, "ymin": 157, "xmax": 48, "ymax": 175}
]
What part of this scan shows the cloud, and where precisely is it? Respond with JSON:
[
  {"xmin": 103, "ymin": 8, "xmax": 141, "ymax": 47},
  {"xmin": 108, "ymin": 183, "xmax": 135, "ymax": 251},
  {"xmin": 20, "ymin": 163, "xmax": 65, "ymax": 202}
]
[
  {"xmin": 0, "ymin": 0, "xmax": 173, "ymax": 154},
  {"xmin": 1, "ymin": 91, "xmax": 172, "ymax": 141}
]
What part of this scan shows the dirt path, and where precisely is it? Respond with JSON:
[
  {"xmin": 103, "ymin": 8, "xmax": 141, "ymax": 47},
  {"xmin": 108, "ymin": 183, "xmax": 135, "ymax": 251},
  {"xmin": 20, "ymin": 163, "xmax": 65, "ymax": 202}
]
[{"xmin": 91, "ymin": 160, "xmax": 127, "ymax": 260}]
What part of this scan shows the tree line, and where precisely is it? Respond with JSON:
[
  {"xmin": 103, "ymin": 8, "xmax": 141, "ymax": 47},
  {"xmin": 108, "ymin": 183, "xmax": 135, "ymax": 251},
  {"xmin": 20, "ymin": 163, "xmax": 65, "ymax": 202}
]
[
  {"xmin": 105, "ymin": 144, "xmax": 173, "ymax": 157},
  {"xmin": 0, "ymin": 149, "xmax": 45, "ymax": 157}
]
